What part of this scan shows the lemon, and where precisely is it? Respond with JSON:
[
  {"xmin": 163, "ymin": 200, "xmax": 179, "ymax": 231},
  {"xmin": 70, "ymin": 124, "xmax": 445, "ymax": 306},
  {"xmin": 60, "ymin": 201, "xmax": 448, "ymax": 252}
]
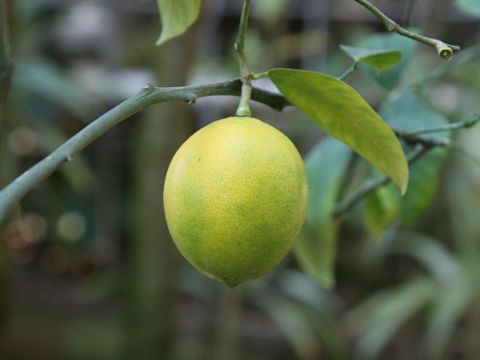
[{"xmin": 163, "ymin": 117, "xmax": 307, "ymax": 287}]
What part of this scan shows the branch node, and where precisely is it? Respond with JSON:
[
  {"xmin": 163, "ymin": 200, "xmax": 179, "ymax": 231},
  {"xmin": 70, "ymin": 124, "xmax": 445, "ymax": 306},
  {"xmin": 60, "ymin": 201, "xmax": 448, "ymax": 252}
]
[
  {"xmin": 435, "ymin": 42, "xmax": 454, "ymax": 61},
  {"xmin": 355, "ymin": 0, "xmax": 461, "ymax": 59},
  {"xmin": 387, "ymin": 22, "xmax": 398, "ymax": 32}
]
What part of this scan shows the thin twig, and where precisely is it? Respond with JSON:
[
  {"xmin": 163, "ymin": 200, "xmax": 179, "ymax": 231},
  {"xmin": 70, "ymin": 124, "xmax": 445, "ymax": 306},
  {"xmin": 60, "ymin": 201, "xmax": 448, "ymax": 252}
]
[
  {"xmin": 400, "ymin": 116, "xmax": 480, "ymax": 136},
  {"xmin": 393, "ymin": 128, "xmax": 450, "ymax": 147},
  {"xmin": 0, "ymin": 80, "xmax": 288, "ymax": 222},
  {"xmin": 353, "ymin": 0, "xmax": 460, "ymax": 60},
  {"xmin": 333, "ymin": 145, "xmax": 434, "ymax": 217}
]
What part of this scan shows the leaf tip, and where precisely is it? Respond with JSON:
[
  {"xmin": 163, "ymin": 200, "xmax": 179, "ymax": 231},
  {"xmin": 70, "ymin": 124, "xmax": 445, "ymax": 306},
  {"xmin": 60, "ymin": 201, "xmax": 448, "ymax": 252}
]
[
  {"xmin": 398, "ymin": 172, "xmax": 409, "ymax": 195},
  {"xmin": 155, "ymin": 33, "xmax": 169, "ymax": 47}
]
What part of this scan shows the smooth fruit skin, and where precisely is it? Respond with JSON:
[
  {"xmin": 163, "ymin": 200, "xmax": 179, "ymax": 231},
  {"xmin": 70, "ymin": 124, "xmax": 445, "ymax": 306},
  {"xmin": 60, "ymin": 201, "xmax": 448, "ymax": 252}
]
[{"xmin": 163, "ymin": 117, "xmax": 308, "ymax": 287}]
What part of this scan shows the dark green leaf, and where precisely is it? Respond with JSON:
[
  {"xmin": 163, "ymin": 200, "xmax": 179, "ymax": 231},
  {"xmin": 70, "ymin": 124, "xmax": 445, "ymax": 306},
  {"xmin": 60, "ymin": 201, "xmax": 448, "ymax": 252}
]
[
  {"xmin": 156, "ymin": 0, "xmax": 202, "ymax": 46},
  {"xmin": 340, "ymin": 45, "xmax": 402, "ymax": 73},
  {"xmin": 360, "ymin": 33, "xmax": 416, "ymax": 90},
  {"xmin": 398, "ymin": 149, "xmax": 446, "ymax": 223},
  {"xmin": 295, "ymin": 138, "xmax": 352, "ymax": 287},
  {"xmin": 363, "ymin": 186, "xmax": 398, "ymax": 239},
  {"xmin": 269, "ymin": 68, "xmax": 409, "ymax": 193}
]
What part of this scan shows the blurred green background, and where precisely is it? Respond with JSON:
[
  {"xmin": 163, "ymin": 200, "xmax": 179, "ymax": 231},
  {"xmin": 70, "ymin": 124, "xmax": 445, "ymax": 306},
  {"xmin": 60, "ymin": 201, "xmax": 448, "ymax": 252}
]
[{"xmin": 1, "ymin": 0, "xmax": 480, "ymax": 359}]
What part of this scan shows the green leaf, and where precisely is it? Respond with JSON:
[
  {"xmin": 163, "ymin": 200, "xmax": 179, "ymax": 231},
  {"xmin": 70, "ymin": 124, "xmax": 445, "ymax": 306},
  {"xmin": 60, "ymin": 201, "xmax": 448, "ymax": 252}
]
[
  {"xmin": 340, "ymin": 45, "xmax": 402, "ymax": 73},
  {"xmin": 156, "ymin": 0, "xmax": 202, "ymax": 46},
  {"xmin": 363, "ymin": 186, "xmax": 398, "ymax": 239},
  {"xmin": 269, "ymin": 68, "xmax": 409, "ymax": 193},
  {"xmin": 295, "ymin": 138, "xmax": 351, "ymax": 287},
  {"xmin": 455, "ymin": 0, "xmax": 480, "ymax": 18},
  {"xmin": 380, "ymin": 91, "xmax": 449, "ymax": 224},
  {"xmin": 360, "ymin": 33, "xmax": 416, "ymax": 90}
]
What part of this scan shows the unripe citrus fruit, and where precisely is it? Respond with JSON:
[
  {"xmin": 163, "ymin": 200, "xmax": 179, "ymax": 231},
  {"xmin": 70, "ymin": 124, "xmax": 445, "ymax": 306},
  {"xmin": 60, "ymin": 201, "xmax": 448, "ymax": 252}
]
[{"xmin": 164, "ymin": 117, "xmax": 307, "ymax": 287}]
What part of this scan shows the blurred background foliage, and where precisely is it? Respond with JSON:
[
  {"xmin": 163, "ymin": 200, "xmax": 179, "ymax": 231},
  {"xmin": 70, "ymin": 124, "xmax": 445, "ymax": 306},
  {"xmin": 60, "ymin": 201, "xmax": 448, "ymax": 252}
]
[{"xmin": 1, "ymin": 0, "xmax": 480, "ymax": 359}]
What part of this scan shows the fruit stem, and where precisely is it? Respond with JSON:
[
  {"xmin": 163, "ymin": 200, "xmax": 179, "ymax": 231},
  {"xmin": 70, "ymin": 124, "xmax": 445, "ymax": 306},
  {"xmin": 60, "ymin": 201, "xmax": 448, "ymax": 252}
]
[{"xmin": 234, "ymin": 0, "xmax": 253, "ymax": 117}]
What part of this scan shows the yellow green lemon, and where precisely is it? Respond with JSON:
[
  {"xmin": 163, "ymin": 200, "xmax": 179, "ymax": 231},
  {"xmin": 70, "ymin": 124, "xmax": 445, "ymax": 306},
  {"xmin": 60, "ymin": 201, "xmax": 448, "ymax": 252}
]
[{"xmin": 163, "ymin": 117, "xmax": 308, "ymax": 287}]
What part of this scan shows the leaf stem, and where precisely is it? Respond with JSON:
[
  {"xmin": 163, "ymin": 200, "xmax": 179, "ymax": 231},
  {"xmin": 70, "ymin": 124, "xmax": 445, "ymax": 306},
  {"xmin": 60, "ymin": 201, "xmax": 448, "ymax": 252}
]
[
  {"xmin": 0, "ymin": 80, "xmax": 288, "ymax": 222},
  {"xmin": 353, "ymin": 0, "xmax": 460, "ymax": 60},
  {"xmin": 400, "ymin": 115, "xmax": 480, "ymax": 136},
  {"xmin": 338, "ymin": 62, "xmax": 358, "ymax": 81},
  {"xmin": 235, "ymin": 0, "xmax": 253, "ymax": 117}
]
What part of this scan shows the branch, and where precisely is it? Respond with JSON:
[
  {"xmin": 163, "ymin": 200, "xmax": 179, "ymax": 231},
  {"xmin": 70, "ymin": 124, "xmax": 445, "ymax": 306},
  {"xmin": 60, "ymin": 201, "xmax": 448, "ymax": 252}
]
[
  {"xmin": 0, "ymin": 80, "xmax": 288, "ymax": 222},
  {"xmin": 353, "ymin": 0, "xmax": 460, "ymax": 60},
  {"xmin": 393, "ymin": 128, "xmax": 450, "ymax": 147},
  {"xmin": 400, "ymin": 115, "xmax": 480, "ymax": 136},
  {"xmin": 333, "ymin": 145, "xmax": 434, "ymax": 217}
]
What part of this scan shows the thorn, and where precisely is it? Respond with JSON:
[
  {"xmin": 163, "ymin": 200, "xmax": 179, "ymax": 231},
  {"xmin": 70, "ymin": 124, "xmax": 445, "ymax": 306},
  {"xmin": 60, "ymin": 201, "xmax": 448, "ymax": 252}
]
[
  {"xmin": 66, "ymin": 155, "xmax": 72, "ymax": 162},
  {"xmin": 141, "ymin": 84, "xmax": 156, "ymax": 94}
]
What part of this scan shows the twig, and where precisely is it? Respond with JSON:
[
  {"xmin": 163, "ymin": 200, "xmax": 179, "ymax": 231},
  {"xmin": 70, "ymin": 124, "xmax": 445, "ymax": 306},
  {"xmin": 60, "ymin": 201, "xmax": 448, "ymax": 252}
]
[
  {"xmin": 400, "ymin": 116, "xmax": 480, "ymax": 136},
  {"xmin": 353, "ymin": 0, "xmax": 460, "ymax": 60},
  {"xmin": 393, "ymin": 128, "xmax": 450, "ymax": 147},
  {"xmin": 0, "ymin": 80, "xmax": 288, "ymax": 222},
  {"xmin": 333, "ymin": 145, "xmax": 433, "ymax": 217},
  {"xmin": 234, "ymin": 0, "xmax": 253, "ymax": 117}
]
